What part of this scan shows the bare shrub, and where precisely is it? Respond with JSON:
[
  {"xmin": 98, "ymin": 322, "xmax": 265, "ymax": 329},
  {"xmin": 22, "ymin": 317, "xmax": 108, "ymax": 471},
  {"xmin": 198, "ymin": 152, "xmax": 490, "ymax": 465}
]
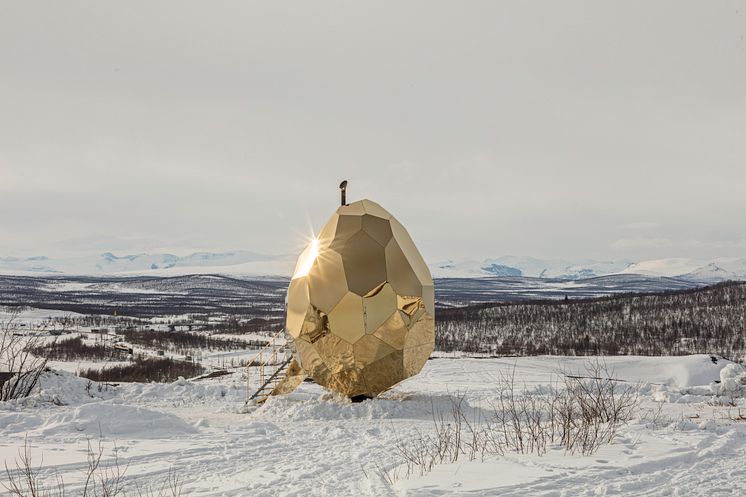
[
  {"xmin": 79, "ymin": 357, "xmax": 204, "ymax": 383},
  {"xmin": 30, "ymin": 337, "xmax": 129, "ymax": 362},
  {"xmin": 0, "ymin": 309, "xmax": 49, "ymax": 401},
  {"xmin": 392, "ymin": 361, "xmax": 640, "ymax": 479},
  {"xmin": 558, "ymin": 359, "xmax": 640, "ymax": 455},
  {"xmin": 134, "ymin": 468, "xmax": 183, "ymax": 497},
  {"xmin": 2, "ymin": 437, "xmax": 182, "ymax": 497}
]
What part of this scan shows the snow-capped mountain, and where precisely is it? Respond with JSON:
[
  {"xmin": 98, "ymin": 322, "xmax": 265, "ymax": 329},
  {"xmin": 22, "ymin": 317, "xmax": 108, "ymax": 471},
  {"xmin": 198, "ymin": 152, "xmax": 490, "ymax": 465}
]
[
  {"xmin": 1, "ymin": 252, "xmax": 745, "ymax": 283},
  {"xmin": 618, "ymin": 258, "xmax": 705, "ymax": 278},
  {"xmin": 0, "ymin": 251, "xmax": 289, "ymax": 276},
  {"xmin": 433, "ymin": 256, "xmax": 746, "ymax": 282},
  {"xmin": 433, "ymin": 256, "xmax": 633, "ymax": 280},
  {"xmin": 618, "ymin": 257, "xmax": 746, "ymax": 283}
]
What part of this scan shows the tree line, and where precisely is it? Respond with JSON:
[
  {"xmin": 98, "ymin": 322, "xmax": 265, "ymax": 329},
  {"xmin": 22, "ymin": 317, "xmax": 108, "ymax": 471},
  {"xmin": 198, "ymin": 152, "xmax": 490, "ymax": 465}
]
[{"xmin": 436, "ymin": 281, "xmax": 746, "ymax": 363}]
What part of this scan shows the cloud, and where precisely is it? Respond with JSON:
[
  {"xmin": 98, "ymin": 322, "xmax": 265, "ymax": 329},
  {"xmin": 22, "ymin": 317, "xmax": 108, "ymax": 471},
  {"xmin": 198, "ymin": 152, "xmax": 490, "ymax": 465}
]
[
  {"xmin": 611, "ymin": 237, "xmax": 673, "ymax": 249},
  {"xmin": 619, "ymin": 222, "xmax": 660, "ymax": 231},
  {"xmin": 612, "ymin": 237, "xmax": 746, "ymax": 251},
  {"xmin": 0, "ymin": 2, "xmax": 745, "ymax": 261}
]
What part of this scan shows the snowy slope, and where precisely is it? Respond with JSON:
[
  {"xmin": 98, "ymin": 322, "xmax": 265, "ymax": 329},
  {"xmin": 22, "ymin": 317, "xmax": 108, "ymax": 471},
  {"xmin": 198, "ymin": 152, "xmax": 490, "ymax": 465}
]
[
  {"xmin": 621, "ymin": 256, "xmax": 746, "ymax": 282},
  {"xmin": 1, "ymin": 356, "xmax": 745, "ymax": 496},
  {"xmin": 679, "ymin": 256, "xmax": 746, "ymax": 282},
  {"xmin": 619, "ymin": 258, "xmax": 706, "ymax": 277}
]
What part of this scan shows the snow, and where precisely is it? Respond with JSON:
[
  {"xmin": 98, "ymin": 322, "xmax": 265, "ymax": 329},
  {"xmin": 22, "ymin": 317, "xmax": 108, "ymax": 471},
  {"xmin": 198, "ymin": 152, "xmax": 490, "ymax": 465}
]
[
  {"xmin": 432, "ymin": 256, "xmax": 632, "ymax": 279},
  {"xmin": 620, "ymin": 256, "xmax": 746, "ymax": 282},
  {"xmin": 0, "ymin": 307, "xmax": 86, "ymax": 321},
  {"xmin": 4, "ymin": 252, "xmax": 746, "ymax": 283},
  {"xmin": 1, "ymin": 355, "xmax": 745, "ymax": 496},
  {"xmin": 620, "ymin": 257, "xmax": 705, "ymax": 277}
]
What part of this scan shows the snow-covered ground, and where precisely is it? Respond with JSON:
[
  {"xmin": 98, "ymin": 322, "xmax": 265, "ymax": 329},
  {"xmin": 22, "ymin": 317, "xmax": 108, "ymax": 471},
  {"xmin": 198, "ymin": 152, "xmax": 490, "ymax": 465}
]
[{"xmin": 1, "ymin": 355, "xmax": 745, "ymax": 496}]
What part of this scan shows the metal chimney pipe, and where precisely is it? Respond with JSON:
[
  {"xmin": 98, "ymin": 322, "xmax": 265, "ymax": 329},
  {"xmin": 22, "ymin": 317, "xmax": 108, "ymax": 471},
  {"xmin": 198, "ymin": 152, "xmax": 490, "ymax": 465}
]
[{"xmin": 339, "ymin": 180, "xmax": 348, "ymax": 206}]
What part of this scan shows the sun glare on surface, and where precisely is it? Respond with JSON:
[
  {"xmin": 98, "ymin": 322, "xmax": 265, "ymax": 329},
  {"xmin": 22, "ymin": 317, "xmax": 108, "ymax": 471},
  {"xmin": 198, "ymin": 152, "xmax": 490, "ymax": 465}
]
[{"xmin": 293, "ymin": 237, "xmax": 320, "ymax": 279}]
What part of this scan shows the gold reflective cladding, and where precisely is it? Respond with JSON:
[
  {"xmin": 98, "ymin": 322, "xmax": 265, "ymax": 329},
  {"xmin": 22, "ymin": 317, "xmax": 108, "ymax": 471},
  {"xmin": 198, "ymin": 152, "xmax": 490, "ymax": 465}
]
[{"xmin": 284, "ymin": 199, "xmax": 435, "ymax": 398}]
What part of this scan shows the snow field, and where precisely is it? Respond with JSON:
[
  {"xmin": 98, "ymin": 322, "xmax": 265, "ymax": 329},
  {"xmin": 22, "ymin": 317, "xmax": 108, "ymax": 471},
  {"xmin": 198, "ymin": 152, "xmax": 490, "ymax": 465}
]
[{"xmin": 1, "ymin": 355, "xmax": 745, "ymax": 496}]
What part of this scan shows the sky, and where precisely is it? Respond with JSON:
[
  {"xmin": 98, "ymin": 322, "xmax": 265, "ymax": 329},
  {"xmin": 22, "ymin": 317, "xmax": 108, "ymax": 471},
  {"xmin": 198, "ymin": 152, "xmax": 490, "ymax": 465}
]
[{"xmin": 1, "ymin": 0, "xmax": 745, "ymax": 263}]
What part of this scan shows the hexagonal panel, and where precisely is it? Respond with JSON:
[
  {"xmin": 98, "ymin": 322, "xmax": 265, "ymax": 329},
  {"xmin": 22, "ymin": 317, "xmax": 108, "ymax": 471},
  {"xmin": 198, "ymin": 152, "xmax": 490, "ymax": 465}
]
[
  {"xmin": 330, "ymin": 214, "xmax": 362, "ymax": 253},
  {"xmin": 360, "ymin": 199, "xmax": 392, "ymax": 220},
  {"xmin": 314, "ymin": 332, "xmax": 356, "ymax": 373},
  {"xmin": 341, "ymin": 231, "xmax": 387, "ymax": 296},
  {"xmin": 338, "ymin": 202, "xmax": 366, "ymax": 216},
  {"xmin": 390, "ymin": 218, "xmax": 433, "ymax": 287},
  {"xmin": 372, "ymin": 310, "xmax": 408, "ymax": 350},
  {"xmin": 285, "ymin": 277, "xmax": 309, "ymax": 338},
  {"xmin": 352, "ymin": 334, "xmax": 396, "ymax": 365},
  {"xmin": 294, "ymin": 337, "xmax": 328, "ymax": 380},
  {"xmin": 317, "ymin": 214, "xmax": 339, "ymax": 249},
  {"xmin": 361, "ymin": 214, "xmax": 392, "ymax": 247},
  {"xmin": 327, "ymin": 291, "xmax": 365, "ymax": 343},
  {"xmin": 300, "ymin": 306, "xmax": 329, "ymax": 343},
  {"xmin": 328, "ymin": 368, "xmax": 367, "ymax": 397},
  {"xmin": 308, "ymin": 249, "xmax": 348, "ymax": 314},
  {"xmin": 422, "ymin": 285, "xmax": 435, "ymax": 316},
  {"xmin": 363, "ymin": 282, "xmax": 396, "ymax": 333},
  {"xmin": 404, "ymin": 313, "xmax": 435, "ymax": 349},
  {"xmin": 403, "ymin": 344, "xmax": 432, "ymax": 377},
  {"xmin": 398, "ymin": 295, "xmax": 423, "ymax": 317},
  {"xmin": 363, "ymin": 350, "xmax": 404, "ymax": 396},
  {"xmin": 384, "ymin": 238, "xmax": 422, "ymax": 296}
]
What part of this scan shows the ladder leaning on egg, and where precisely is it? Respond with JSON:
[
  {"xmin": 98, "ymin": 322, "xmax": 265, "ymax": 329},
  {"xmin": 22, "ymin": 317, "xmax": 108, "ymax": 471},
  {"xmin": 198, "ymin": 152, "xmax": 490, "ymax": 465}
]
[{"xmin": 245, "ymin": 329, "xmax": 293, "ymax": 404}]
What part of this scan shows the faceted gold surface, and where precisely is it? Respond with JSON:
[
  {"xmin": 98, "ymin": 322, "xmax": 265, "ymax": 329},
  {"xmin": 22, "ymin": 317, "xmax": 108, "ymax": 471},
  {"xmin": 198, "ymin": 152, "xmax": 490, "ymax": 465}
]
[
  {"xmin": 271, "ymin": 359, "xmax": 307, "ymax": 396},
  {"xmin": 285, "ymin": 199, "xmax": 435, "ymax": 398}
]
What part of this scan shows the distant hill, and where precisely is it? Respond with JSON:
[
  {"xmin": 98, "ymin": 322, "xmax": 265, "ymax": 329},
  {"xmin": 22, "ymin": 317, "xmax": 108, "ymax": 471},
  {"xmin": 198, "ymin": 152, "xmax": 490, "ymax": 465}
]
[
  {"xmin": 1, "ymin": 251, "xmax": 745, "ymax": 284},
  {"xmin": 432, "ymin": 256, "xmax": 746, "ymax": 283},
  {"xmin": 0, "ymin": 273, "xmax": 702, "ymax": 317}
]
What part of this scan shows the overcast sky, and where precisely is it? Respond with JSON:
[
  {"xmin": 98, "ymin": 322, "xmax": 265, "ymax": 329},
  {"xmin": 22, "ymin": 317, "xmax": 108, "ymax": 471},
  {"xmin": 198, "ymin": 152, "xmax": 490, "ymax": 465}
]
[{"xmin": 1, "ymin": 1, "xmax": 745, "ymax": 263}]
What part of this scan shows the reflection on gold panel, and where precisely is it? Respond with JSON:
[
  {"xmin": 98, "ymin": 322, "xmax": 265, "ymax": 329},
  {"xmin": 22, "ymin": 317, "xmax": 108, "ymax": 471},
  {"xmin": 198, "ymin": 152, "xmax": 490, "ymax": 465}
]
[
  {"xmin": 327, "ymin": 291, "xmax": 365, "ymax": 344},
  {"xmin": 314, "ymin": 332, "xmax": 356, "ymax": 373},
  {"xmin": 352, "ymin": 334, "xmax": 396, "ymax": 365},
  {"xmin": 385, "ymin": 239, "xmax": 423, "ymax": 296},
  {"xmin": 361, "ymin": 214, "xmax": 393, "ymax": 247},
  {"xmin": 389, "ymin": 218, "xmax": 433, "ymax": 287},
  {"xmin": 338, "ymin": 202, "xmax": 366, "ymax": 216},
  {"xmin": 422, "ymin": 285, "xmax": 435, "ymax": 316},
  {"xmin": 363, "ymin": 282, "xmax": 397, "ymax": 333},
  {"xmin": 360, "ymin": 199, "xmax": 392, "ymax": 219},
  {"xmin": 317, "ymin": 214, "xmax": 339, "ymax": 247},
  {"xmin": 403, "ymin": 344, "xmax": 432, "ymax": 377},
  {"xmin": 286, "ymin": 277, "xmax": 310, "ymax": 338},
  {"xmin": 330, "ymin": 215, "xmax": 362, "ymax": 252},
  {"xmin": 285, "ymin": 198, "xmax": 434, "ymax": 398},
  {"xmin": 308, "ymin": 249, "xmax": 348, "ymax": 314},
  {"xmin": 342, "ymin": 231, "xmax": 387, "ymax": 296},
  {"xmin": 373, "ymin": 311, "xmax": 408, "ymax": 350},
  {"xmin": 363, "ymin": 350, "xmax": 405, "ymax": 396},
  {"xmin": 404, "ymin": 313, "xmax": 434, "ymax": 349}
]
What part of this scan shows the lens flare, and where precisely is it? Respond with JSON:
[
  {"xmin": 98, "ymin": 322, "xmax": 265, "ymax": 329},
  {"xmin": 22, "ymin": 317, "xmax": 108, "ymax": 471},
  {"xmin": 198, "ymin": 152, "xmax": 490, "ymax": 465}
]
[{"xmin": 292, "ymin": 237, "xmax": 320, "ymax": 279}]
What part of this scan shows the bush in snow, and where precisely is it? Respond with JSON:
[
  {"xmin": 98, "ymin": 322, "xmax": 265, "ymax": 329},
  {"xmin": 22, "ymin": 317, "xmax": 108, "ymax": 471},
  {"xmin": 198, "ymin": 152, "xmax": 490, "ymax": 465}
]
[
  {"xmin": 391, "ymin": 360, "xmax": 640, "ymax": 479},
  {"xmin": 715, "ymin": 363, "xmax": 746, "ymax": 404},
  {"xmin": 0, "ymin": 308, "xmax": 48, "ymax": 401},
  {"xmin": 79, "ymin": 356, "xmax": 204, "ymax": 383},
  {"xmin": 2, "ymin": 436, "xmax": 183, "ymax": 497}
]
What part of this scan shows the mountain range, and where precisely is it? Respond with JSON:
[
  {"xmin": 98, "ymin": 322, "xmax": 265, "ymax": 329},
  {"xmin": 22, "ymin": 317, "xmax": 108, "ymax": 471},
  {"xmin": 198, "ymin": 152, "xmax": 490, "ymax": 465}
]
[{"xmin": 1, "ymin": 252, "xmax": 745, "ymax": 283}]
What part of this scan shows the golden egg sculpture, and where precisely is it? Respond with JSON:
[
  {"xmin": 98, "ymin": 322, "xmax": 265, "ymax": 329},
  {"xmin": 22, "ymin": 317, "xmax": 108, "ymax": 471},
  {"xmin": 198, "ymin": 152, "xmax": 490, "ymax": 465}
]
[{"xmin": 284, "ymin": 199, "xmax": 434, "ymax": 398}]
